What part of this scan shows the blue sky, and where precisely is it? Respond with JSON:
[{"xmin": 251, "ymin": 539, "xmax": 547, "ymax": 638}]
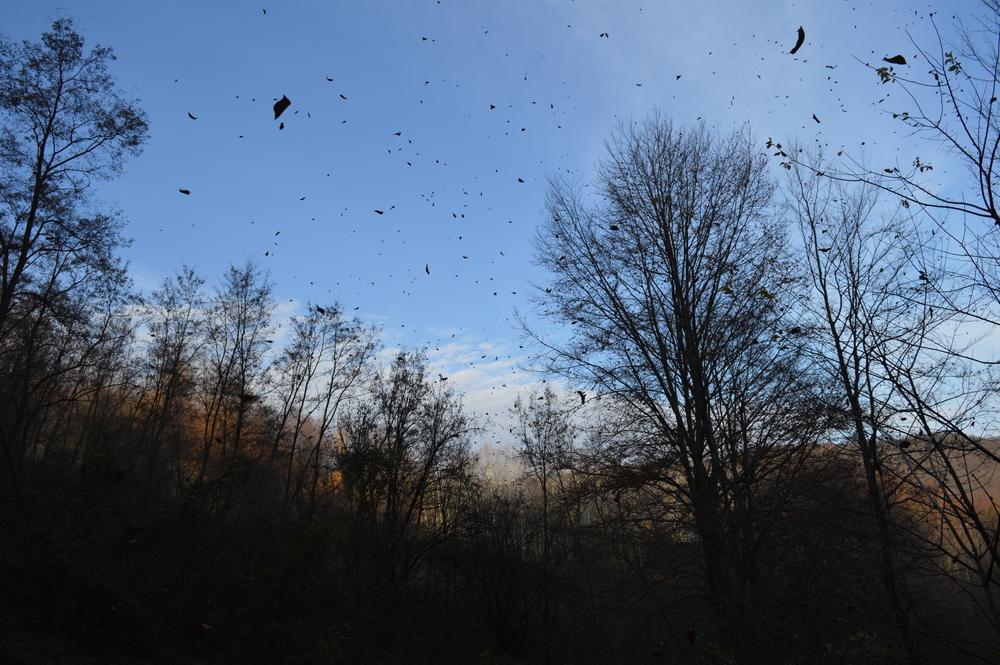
[{"xmin": 2, "ymin": 0, "xmax": 982, "ymax": 437}]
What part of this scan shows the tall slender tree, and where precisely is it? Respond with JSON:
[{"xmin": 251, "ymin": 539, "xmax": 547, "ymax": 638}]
[{"xmin": 0, "ymin": 17, "xmax": 147, "ymax": 531}]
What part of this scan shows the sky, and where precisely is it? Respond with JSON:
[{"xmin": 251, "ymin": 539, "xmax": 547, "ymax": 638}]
[{"xmin": 1, "ymin": 0, "xmax": 985, "ymax": 442}]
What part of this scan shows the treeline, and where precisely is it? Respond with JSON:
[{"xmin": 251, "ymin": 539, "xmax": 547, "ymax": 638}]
[
  {"xmin": 0, "ymin": 259, "xmax": 992, "ymax": 665},
  {"xmin": 3, "ymin": 13, "xmax": 1000, "ymax": 665}
]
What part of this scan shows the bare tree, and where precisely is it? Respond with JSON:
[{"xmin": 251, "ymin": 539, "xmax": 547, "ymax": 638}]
[
  {"xmin": 336, "ymin": 350, "xmax": 478, "ymax": 608},
  {"xmin": 138, "ymin": 266, "xmax": 206, "ymax": 493},
  {"xmin": 783, "ymin": 151, "xmax": 943, "ymax": 663},
  {"xmin": 511, "ymin": 387, "xmax": 576, "ymax": 665},
  {"xmin": 266, "ymin": 303, "xmax": 378, "ymax": 514},
  {"xmin": 197, "ymin": 259, "xmax": 275, "ymax": 479},
  {"xmin": 524, "ymin": 112, "xmax": 829, "ymax": 656},
  {"xmin": 778, "ymin": 3, "xmax": 1000, "ymax": 647},
  {"xmin": 0, "ymin": 18, "xmax": 148, "ymax": 338},
  {"xmin": 0, "ymin": 18, "xmax": 147, "ymax": 531}
]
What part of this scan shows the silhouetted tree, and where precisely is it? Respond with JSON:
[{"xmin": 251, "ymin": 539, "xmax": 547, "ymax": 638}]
[
  {"xmin": 197, "ymin": 259, "xmax": 275, "ymax": 480},
  {"xmin": 525, "ymin": 112, "xmax": 831, "ymax": 659},
  {"xmin": 0, "ymin": 17, "xmax": 147, "ymax": 534},
  {"xmin": 511, "ymin": 387, "xmax": 575, "ymax": 664},
  {"xmin": 336, "ymin": 350, "xmax": 478, "ymax": 610},
  {"xmin": 784, "ymin": 150, "xmax": 943, "ymax": 664},
  {"xmin": 266, "ymin": 302, "xmax": 378, "ymax": 514},
  {"xmin": 137, "ymin": 266, "xmax": 206, "ymax": 495}
]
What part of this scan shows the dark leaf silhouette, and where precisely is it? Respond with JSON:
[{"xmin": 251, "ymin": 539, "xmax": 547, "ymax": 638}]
[
  {"xmin": 577, "ymin": 390, "xmax": 586, "ymax": 405},
  {"xmin": 425, "ymin": 264, "xmax": 430, "ymax": 274},
  {"xmin": 375, "ymin": 210, "xmax": 384, "ymax": 214},
  {"xmin": 273, "ymin": 95, "xmax": 291, "ymax": 119},
  {"xmin": 178, "ymin": 189, "xmax": 190, "ymax": 195},
  {"xmin": 884, "ymin": 54, "xmax": 907, "ymax": 65},
  {"xmin": 812, "ymin": 114, "xmax": 820, "ymax": 123},
  {"xmin": 187, "ymin": 112, "xmax": 197, "ymax": 119},
  {"xmin": 790, "ymin": 26, "xmax": 805, "ymax": 54},
  {"xmin": 279, "ymin": 122, "xmax": 284, "ymax": 130}
]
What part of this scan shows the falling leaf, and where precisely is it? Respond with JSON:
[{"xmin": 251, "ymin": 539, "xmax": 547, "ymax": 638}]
[
  {"xmin": 812, "ymin": 114, "xmax": 820, "ymax": 123},
  {"xmin": 187, "ymin": 112, "xmax": 197, "ymax": 120},
  {"xmin": 178, "ymin": 189, "xmax": 191, "ymax": 195},
  {"xmin": 279, "ymin": 122, "xmax": 284, "ymax": 130},
  {"xmin": 273, "ymin": 95, "xmax": 291, "ymax": 119},
  {"xmin": 375, "ymin": 210, "xmax": 384, "ymax": 214},
  {"xmin": 518, "ymin": 178, "xmax": 525, "ymax": 183},
  {"xmin": 316, "ymin": 306, "xmax": 326, "ymax": 314},
  {"xmin": 425, "ymin": 264, "xmax": 430, "ymax": 275},
  {"xmin": 884, "ymin": 54, "xmax": 907, "ymax": 65},
  {"xmin": 340, "ymin": 94, "xmax": 347, "ymax": 100},
  {"xmin": 789, "ymin": 26, "xmax": 805, "ymax": 54}
]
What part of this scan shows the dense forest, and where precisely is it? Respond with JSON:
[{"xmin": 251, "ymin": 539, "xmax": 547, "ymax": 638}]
[{"xmin": 2, "ymin": 12, "xmax": 1000, "ymax": 665}]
